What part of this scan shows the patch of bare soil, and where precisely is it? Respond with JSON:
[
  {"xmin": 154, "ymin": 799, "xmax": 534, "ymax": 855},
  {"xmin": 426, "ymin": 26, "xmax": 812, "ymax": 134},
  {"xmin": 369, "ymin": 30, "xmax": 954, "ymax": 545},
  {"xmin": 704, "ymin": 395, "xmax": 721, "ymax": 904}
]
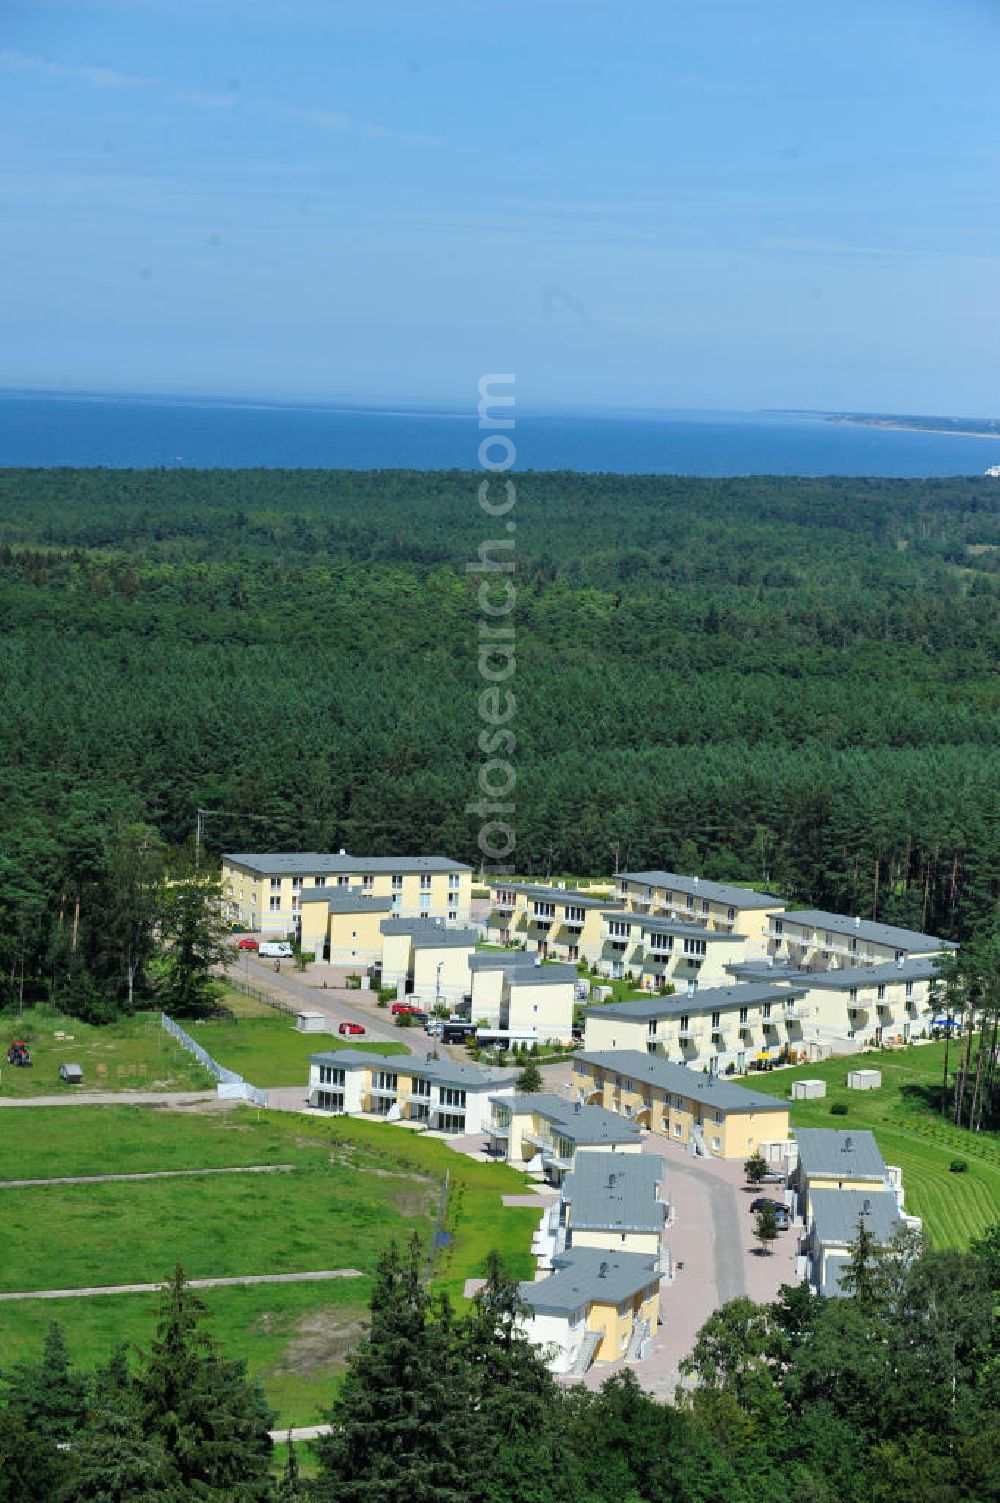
[{"xmin": 263, "ymin": 1309, "xmax": 369, "ymax": 1378}]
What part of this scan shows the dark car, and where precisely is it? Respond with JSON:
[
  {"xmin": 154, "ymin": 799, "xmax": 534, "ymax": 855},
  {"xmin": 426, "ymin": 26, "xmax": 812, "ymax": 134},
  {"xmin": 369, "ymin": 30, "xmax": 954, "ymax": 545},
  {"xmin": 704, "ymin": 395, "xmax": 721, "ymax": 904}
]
[{"xmin": 750, "ymin": 1197, "xmax": 787, "ymax": 1214}]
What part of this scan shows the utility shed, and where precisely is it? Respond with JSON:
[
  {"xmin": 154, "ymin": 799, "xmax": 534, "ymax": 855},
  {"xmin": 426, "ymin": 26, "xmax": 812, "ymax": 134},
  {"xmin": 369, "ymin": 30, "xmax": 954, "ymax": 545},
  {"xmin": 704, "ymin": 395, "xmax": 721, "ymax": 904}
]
[
  {"xmin": 792, "ymin": 1079, "xmax": 827, "ymax": 1100},
  {"xmin": 847, "ymin": 1069, "xmax": 881, "ymax": 1091},
  {"xmin": 295, "ymin": 1011, "xmax": 330, "ymax": 1034}
]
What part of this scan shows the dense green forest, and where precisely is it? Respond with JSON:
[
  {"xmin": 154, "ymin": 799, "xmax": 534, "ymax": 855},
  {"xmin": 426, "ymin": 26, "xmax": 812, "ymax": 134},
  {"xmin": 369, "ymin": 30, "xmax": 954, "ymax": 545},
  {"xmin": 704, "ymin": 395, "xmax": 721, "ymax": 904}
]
[
  {"xmin": 5, "ymin": 1233, "xmax": 1000, "ymax": 1502},
  {"xmin": 1, "ymin": 468, "xmax": 998, "ymax": 1010}
]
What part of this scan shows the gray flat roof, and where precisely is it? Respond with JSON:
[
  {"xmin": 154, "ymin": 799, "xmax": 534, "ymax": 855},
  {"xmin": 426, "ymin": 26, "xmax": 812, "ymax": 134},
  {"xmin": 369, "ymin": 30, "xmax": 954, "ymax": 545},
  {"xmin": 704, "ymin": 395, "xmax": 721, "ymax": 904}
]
[
  {"xmin": 490, "ymin": 1092, "xmax": 642, "ymax": 1146},
  {"xmin": 810, "ymin": 1188, "xmax": 901, "ymax": 1249},
  {"xmin": 600, "ymin": 912, "xmax": 748, "ymax": 942},
  {"xmin": 508, "ymin": 962, "xmax": 578, "ymax": 988},
  {"xmin": 520, "ymin": 1248, "xmax": 661, "ymax": 1315},
  {"xmin": 586, "ymin": 982, "xmax": 807, "ymax": 1024},
  {"xmin": 577, "ymin": 1051, "xmax": 787, "ymax": 1116},
  {"xmin": 309, "ymin": 1050, "xmax": 514, "ymax": 1091},
  {"xmin": 490, "ymin": 882, "xmax": 616, "ymax": 910},
  {"xmin": 776, "ymin": 909, "xmax": 956, "ymax": 952},
  {"xmin": 563, "ymin": 1153, "xmax": 665, "ymax": 1234},
  {"xmin": 379, "ymin": 918, "xmax": 477, "ymax": 948},
  {"xmin": 468, "ymin": 951, "xmax": 541, "ymax": 973},
  {"xmin": 619, "ymin": 871, "xmax": 784, "ymax": 911},
  {"xmin": 300, "ymin": 891, "xmax": 395, "ymax": 912},
  {"xmin": 726, "ymin": 957, "xmax": 940, "ymax": 988},
  {"xmin": 821, "ymin": 1252, "xmax": 852, "ymax": 1298},
  {"xmin": 223, "ymin": 852, "xmax": 471, "ymax": 876},
  {"xmin": 794, "ymin": 1128, "xmax": 887, "ymax": 1182}
]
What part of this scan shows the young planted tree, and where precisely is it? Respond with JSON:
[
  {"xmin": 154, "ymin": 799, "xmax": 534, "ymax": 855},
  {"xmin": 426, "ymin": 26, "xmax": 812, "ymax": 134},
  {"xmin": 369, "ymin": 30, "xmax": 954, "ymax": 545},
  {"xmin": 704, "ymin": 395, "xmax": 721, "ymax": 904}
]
[
  {"xmin": 516, "ymin": 1058, "xmax": 544, "ymax": 1093},
  {"xmin": 753, "ymin": 1202, "xmax": 779, "ymax": 1257},
  {"xmin": 743, "ymin": 1150, "xmax": 768, "ymax": 1187}
]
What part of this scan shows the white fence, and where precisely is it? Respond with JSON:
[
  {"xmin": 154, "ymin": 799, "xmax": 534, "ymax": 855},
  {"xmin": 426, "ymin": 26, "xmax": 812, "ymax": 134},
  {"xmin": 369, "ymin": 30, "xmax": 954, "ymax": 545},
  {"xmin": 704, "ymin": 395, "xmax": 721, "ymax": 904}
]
[{"xmin": 160, "ymin": 1012, "xmax": 268, "ymax": 1107}]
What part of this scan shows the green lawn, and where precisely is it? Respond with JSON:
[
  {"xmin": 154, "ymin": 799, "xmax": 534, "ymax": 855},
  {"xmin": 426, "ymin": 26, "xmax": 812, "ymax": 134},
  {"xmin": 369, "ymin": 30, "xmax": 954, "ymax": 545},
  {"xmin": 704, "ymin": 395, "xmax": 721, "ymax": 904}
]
[
  {"xmin": 0, "ymin": 1104, "xmax": 537, "ymax": 1424},
  {"xmin": 0, "ymin": 1006, "xmax": 212, "ymax": 1096},
  {"xmin": 767, "ymin": 1044, "xmax": 1000, "ymax": 1248},
  {"xmin": 196, "ymin": 989, "xmax": 408, "ymax": 1087}
]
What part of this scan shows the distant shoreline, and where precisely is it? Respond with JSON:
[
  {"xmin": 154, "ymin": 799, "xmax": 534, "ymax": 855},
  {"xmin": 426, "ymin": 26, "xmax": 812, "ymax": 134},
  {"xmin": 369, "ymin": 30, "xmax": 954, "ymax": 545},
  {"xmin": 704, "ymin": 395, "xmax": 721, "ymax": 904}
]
[{"xmin": 823, "ymin": 414, "xmax": 1000, "ymax": 441}]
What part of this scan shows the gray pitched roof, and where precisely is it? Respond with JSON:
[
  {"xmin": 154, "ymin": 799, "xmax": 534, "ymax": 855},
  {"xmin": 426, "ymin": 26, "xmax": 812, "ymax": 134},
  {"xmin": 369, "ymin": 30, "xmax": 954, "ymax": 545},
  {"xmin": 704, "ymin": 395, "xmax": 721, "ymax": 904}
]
[
  {"xmin": 223, "ymin": 852, "xmax": 471, "ymax": 876},
  {"xmin": 577, "ymin": 1051, "xmax": 787, "ymax": 1116},
  {"xmin": 726, "ymin": 957, "xmax": 940, "ymax": 988},
  {"xmin": 508, "ymin": 962, "xmax": 578, "ymax": 988},
  {"xmin": 794, "ymin": 1128, "xmax": 887, "ymax": 1182},
  {"xmin": 599, "ymin": 912, "xmax": 748, "ymax": 942},
  {"xmin": 519, "ymin": 1248, "xmax": 661, "ymax": 1315},
  {"xmin": 775, "ymin": 910, "xmax": 956, "ymax": 952},
  {"xmin": 379, "ymin": 917, "xmax": 477, "ymax": 948},
  {"xmin": 619, "ymin": 872, "xmax": 784, "ymax": 911},
  {"xmin": 810, "ymin": 1189, "xmax": 901, "ymax": 1248},
  {"xmin": 562, "ymin": 1153, "xmax": 665, "ymax": 1234},
  {"xmin": 300, "ymin": 891, "xmax": 395, "ymax": 912},
  {"xmin": 490, "ymin": 1092, "xmax": 642, "ymax": 1146},
  {"xmin": 468, "ymin": 951, "xmax": 541, "ymax": 973},
  {"xmin": 308, "ymin": 1050, "xmax": 515, "ymax": 1091},
  {"xmin": 821, "ymin": 1252, "xmax": 852, "ymax": 1298},
  {"xmin": 490, "ymin": 883, "xmax": 617, "ymax": 910},
  {"xmin": 586, "ymin": 982, "xmax": 807, "ymax": 1024}
]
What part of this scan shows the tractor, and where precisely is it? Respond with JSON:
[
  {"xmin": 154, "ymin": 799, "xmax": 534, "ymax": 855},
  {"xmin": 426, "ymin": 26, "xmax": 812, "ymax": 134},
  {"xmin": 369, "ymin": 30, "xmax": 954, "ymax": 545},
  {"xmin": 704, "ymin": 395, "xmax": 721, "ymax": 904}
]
[{"xmin": 6, "ymin": 1041, "xmax": 32, "ymax": 1067}]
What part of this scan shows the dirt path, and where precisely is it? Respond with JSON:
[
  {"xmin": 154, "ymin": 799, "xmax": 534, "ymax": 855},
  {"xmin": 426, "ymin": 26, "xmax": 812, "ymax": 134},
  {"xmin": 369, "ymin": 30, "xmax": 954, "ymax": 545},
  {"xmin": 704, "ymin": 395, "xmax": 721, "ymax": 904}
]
[
  {"xmin": 0, "ymin": 1164, "xmax": 295, "ymax": 1189},
  {"xmin": 0, "ymin": 1269, "xmax": 364, "ymax": 1301},
  {"xmin": 0, "ymin": 1090, "xmax": 220, "ymax": 1109}
]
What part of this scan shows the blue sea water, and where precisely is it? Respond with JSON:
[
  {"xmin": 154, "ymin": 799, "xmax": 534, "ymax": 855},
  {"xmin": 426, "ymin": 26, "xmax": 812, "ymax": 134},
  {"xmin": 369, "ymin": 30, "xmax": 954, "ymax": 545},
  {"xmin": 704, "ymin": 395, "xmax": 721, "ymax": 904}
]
[{"xmin": 0, "ymin": 391, "xmax": 997, "ymax": 477}]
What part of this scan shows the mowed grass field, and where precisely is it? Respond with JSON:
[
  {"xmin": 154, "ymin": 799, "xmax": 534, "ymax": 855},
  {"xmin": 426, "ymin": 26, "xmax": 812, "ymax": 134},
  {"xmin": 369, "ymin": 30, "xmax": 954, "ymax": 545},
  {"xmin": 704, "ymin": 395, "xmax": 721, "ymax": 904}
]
[
  {"xmin": 0, "ymin": 1006, "xmax": 212, "ymax": 1096},
  {"xmin": 768, "ymin": 1043, "xmax": 1000, "ymax": 1247},
  {"xmin": 0, "ymin": 1104, "xmax": 537, "ymax": 1425},
  {"xmin": 194, "ymin": 987, "xmax": 408, "ymax": 1086}
]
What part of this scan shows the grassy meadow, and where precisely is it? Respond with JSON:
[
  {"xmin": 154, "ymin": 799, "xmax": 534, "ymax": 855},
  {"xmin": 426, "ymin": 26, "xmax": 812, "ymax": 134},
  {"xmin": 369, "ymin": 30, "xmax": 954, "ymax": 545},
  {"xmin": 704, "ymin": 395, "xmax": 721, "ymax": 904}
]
[
  {"xmin": 772, "ymin": 1043, "xmax": 1000, "ymax": 1248},
  {"xmin": 0, "ymin": 1104, "xmax": 537, "ymax": 1425},
  {"xmin": 0, "ymin": 1006, "xmax": 212, "ymax": 1096}
]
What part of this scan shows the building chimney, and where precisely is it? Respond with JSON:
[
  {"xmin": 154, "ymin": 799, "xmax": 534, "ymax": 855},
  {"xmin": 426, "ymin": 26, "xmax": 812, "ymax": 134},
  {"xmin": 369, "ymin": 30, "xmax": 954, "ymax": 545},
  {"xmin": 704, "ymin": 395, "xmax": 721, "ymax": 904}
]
[
  {"xmin": 608, "ymin": 1172, "xmax": 617, "ymax": 1189},
  {"xmin": 863, "ymin": 1197, "xmax": 872, "ymax": 1215},
  {"xmin": 692, "ymin": 875, "xmax": 699, "ymax": 887},
  {"xmin": 339, "ymin": 848, "xmax": 347, "ymax": 856},
  {"xmin": 574, "ymin": 1100, "xmax": 582, "ymax": 1114},
  {"xmin": 853, "ymin": 916, "xmax": 861, "ymax": 929},
  {"xmin": 844, "ymin": 1136, "xmax": 853, "ymax": 1152},
  {"xmin": 598, "ymin": 1261, "xmax": 609, "ymax": 1279}
]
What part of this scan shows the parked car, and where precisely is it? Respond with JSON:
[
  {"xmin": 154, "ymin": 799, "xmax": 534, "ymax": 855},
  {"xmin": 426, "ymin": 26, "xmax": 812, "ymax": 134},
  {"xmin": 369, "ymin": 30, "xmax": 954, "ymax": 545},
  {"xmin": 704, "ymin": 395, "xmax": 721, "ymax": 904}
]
[
  {"xmin": 391, "ymin": 1001, "xmax": 423, "ymax": 1016},
  {"xmin": 259, "ymin": 941, "xmax": 293, "ymax": 959},
  {"xmin": 441, "ymin": 1022, "xmax": 476, "ymax": 1044},
  {"xmin": 338, "ymin": 1021, "xmax": 365, "ymax": 1037},
  {"xmin": 750, "ymin": 1197, "xmax": 786, "ymax": 1214},
  {"xmin": 237, "ymin": 937, "xmax": 259, "ymax": 950}
]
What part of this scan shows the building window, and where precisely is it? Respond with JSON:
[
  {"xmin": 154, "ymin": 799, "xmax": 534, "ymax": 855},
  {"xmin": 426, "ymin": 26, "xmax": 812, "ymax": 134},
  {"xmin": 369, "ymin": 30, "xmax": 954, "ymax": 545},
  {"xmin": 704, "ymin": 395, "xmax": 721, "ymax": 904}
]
[
  {"xmin": 683, "ymin": 938, "xmax": 706, "ymax": 957},
  {"xmin": 849, "ymin": 988, "xmax": 858, "ymax": 1003},
  {"xmin": 762, "ymin": 1003, "xmax": 772, "ymax": 1020},
  {"xmin": 728, "ymin": 907, "xmax": 736, "ymax": 921},
  {"xmin": 362, "ymin": 875, "xmax": 374, "ymax": 891},
  {"xmin": 292, "ymin": 876, "xmax": 303, "ymax": 890},
  {"xmin": 269, "ymin": 896, "xmax": 281, "ymax": 912},
  {"xmin": 448, "ymin": 909, "xmax": 458, "ymax": 922},
  {"xmin": 877, "ymin": 984, "xmax": 886, "ymax": 1001},
  {"xmin": 850, "ymin": 937, "xmax": 858, "ymax": 954},
  {"xmin": 679, "ymin": 1015, "xmax": 689, "ymax": 1032},
  {"xmin": 608, "ymin": 921, "xmax": 631, "ymax": 939},
  {"xmin": 673, "ymin": 1121, "xmax": 682, "ymax": 1137},
  {"xmin": 702, "ymin": 899, "xmax": 709, "ymax": 915},
  {"xmin": 338, "ymin": 875, "xmax": 350, "ymax": 887},
  {"xmin": 419, "ymin": 893, "xmax": 431, "ymax": 912},
  {"xmin": 420, "ymin": 874, "xmax": 432, "ymax": 891},
  {"xmin": 905, "ymin": 981, "xmax": 914, "ymax": 999},
  {"xmin": 565, "ymin": 905, "xmax": 585, "ymax": 924},
  {"xmin": 649, "ymin": 934, "xmax": 673, "ymax": 953},
  {"xmin": 739, "ymin": 1006, "xmax": 749, "ymax": 1024},
  {"xmin": 439, "ymin": 1087, "xmax": 467, "ymax": 1109},
  {"xmin": 711, "ymin": 1011, "xmax": 721, "ymax": 1028},
  {"xmin": 712, "ymin": 1137, "xmax": 721, "ymax": 1152},
  {"xmin": 270, "ymin": 877, "xmax": 281, "ymax": 890},
  {"xmin": 392, "ymin": 874, "xmax": 403, "ymax": 890},
  {"xmin": 448, "ymin": 873, "xmax": 460, "ymax": 888},
  {"xmin": 373, "ymin": 1071, "xmax": 397, "ymax": 1092},
  {"xmin": 292, "ymin": 898, "xmax": 301, "ymax": 913},
  {"xmin": 774, "ymin": 920, "xmax": 783, "ymax": 937},
  {"xmin": 533, "ymin": 901, "xmax": 555, "ymax": 919},
  {"xmin": 315, "ymin": 876, "xmax": 327, "ymax": 888}
]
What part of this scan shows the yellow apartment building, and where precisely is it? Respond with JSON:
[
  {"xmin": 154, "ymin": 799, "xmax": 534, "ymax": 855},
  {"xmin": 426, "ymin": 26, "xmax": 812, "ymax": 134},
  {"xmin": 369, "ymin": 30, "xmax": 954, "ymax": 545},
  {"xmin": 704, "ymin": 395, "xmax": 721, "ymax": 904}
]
[
  {"xmin": 767, "ymin": 909, "xmax": 956, "ymax": 970},
  {"xmin": 803, "ymin": 1189, "xmax": 904, "ymax": 1297},
  {"xmin": 559, "ymin": 1152, "xmax": 666, "ymax": 1259},
  {"xmin": 378, "ymin": 918, "xmax": 478, "ymax": 1006},
  {"xmin": 485, "ymin": 1092, "xmax": 643, "ymax": 1184},
  {"xmin": 519, "ymin": 1248, "xmax": 663, "ymax": 1373},
  {"xmin": 487, "ymin": 882, "xmax": 618, "ymax": 962},
  {"xmin": 468, "ymin": 954, "xmax": 577, "ymax": 1045},
  {"xmin": 789, "ymin": 1128, "xmax": 900, "ymax": 1217},
  {"xmin": 298, "ymin": 891, "xmax": 394, "ymax": 965},
  {"xmin": 574, "ymin": 1050, "xmax": 789, "ymax": 1159},
  {"xmin": 582, "ymin": 981, "xmax": 811, "ymax": 1072},
  {"xmin": 616, "ymin": 870, "xmax": 784, "ymax": 952},
  {"xmin": 726, "ymin": 956, "xmax": 941, "ymax": 1051},
  {"xmin": 221, "ymin": 852, "xmax": 472, "ymax": 937},
  {"xmin": 307, "ymin": 1049, "xmax": 513, "ymax": 1134},
  {"xmin": 594, "ymin": 911, "xmax": 748, "ymax": 988}
]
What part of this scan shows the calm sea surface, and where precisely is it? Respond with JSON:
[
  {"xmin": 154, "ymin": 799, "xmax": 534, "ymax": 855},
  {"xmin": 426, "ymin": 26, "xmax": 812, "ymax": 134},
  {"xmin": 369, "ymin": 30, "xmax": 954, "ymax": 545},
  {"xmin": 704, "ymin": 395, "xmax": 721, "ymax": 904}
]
[{"xmin": 0, "ymin": 392, "xmax": 997, "ymax": 477}]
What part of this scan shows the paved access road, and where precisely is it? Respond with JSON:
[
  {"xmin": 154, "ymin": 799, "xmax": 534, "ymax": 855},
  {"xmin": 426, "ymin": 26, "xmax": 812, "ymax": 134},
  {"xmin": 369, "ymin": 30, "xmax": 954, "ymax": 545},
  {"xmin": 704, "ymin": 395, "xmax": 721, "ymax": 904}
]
[{"xmin": 231, "ymin": 954, "xmax": 409, "ymax": 1050}]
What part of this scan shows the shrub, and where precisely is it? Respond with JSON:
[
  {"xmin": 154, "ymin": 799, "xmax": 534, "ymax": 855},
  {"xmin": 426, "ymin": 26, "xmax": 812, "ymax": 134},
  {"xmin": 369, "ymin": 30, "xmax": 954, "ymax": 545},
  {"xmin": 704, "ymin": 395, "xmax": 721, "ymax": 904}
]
[
  {"xmin": 950, "ymin": 1159, "xmax": 969, "ymax": 1174},
  {"xmin": 377, "ymin": 986, "xmax": 396, "ymax": 1004},
  {"xmin": 830, "ymin": 1102, "xmax": 849, "ymax": 1116},
  {"xmin": 346, "ymin": 974, "xmax": 362, "ymax": 990}
]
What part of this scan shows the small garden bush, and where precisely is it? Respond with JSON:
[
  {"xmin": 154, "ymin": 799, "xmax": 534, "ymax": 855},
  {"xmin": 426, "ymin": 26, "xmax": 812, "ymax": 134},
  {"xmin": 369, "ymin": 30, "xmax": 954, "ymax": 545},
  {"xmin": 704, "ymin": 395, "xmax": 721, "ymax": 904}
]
[
  {"xmin": 950, "ymin": 1159, "xmax": 969, "ymax": 1174},
  {"xmin": 830, "ymin": 1102, "xmax": 849, "ymax": 1117}
]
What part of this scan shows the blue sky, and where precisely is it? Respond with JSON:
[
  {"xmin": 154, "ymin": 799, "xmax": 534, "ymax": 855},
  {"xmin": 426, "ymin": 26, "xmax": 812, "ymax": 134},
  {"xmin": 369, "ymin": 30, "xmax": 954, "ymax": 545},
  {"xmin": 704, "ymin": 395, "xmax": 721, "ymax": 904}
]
[{"xmin": 3, "ymin": 0, "xmax": 1000, "ymax": 413}]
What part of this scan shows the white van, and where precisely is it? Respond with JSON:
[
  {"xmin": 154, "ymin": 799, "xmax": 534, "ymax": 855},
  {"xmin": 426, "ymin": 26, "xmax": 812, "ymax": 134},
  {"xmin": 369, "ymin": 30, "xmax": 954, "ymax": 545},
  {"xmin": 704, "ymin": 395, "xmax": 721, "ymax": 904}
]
[{"xmin": 259, "ymin": 941, "xmax": 293, "ymax": 959}]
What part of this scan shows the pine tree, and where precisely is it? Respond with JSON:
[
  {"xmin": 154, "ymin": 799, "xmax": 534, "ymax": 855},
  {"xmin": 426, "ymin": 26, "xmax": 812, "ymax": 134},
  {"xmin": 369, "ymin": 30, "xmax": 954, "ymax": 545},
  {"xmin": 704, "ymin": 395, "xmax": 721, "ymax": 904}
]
[
  {"xmin": 275, "ymin": 1436, "xmax": 305, "ymax": 1501},
  {"xmin": 4, "ymin": 1321, "xmax": 89, "ymax": 1446},
  {"xmin": 312, "ymin": 1237, "xmax": 470, "ymax": 1503},
  {"xmin": 135, "ymin": 1265, "xmax": 273, "ymax": 1501}
]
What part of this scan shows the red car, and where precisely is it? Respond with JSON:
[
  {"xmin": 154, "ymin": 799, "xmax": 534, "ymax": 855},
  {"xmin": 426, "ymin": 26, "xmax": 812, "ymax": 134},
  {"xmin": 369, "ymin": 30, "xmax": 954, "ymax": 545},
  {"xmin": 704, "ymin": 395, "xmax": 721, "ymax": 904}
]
[
  {"xmin": 237, "ymin": 937, "xmax": 259, "ymax": 950},
  {"xmin": 338, "ymin": 1021, "xmax": 365, "ymax": 1037},
  {"xmin": 391, "ymin": 1001, "xmax": 422, "ymax": 1016}
]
